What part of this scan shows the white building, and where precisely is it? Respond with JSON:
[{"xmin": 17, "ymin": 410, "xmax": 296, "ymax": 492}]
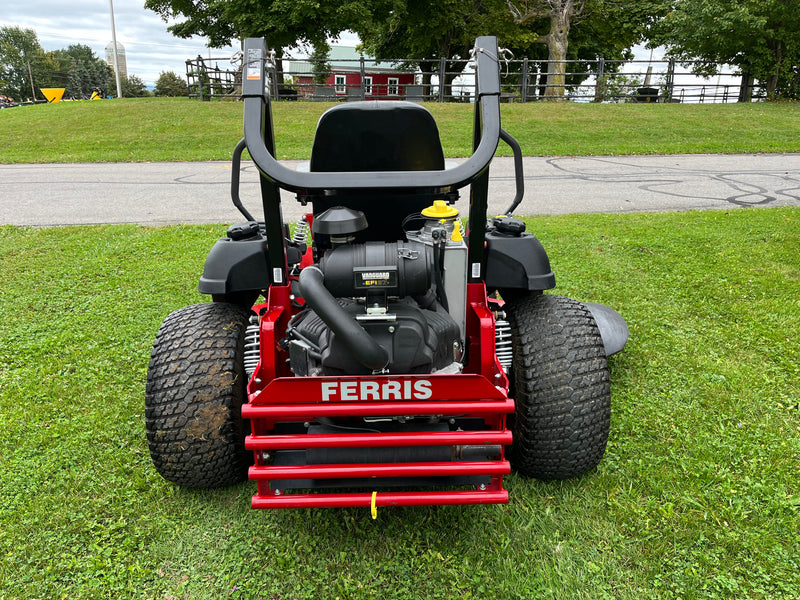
[{"xmin": 105, "ymin": 41, "xmax": 127, "ymax": 78}]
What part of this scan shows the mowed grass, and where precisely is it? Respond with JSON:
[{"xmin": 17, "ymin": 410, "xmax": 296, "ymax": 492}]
[
  {"xmin": 1, "ymin": 96, "xmax": 799, "ymax": 163},
  {"xmin": 1, "ymin": 207, "xmax": 798, "ymax": 599}
]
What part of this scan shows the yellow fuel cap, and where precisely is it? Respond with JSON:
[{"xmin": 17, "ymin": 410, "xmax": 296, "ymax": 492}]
[{"xmin": 421, "ymin": 200, "xmax": 459, "ymax": 219}]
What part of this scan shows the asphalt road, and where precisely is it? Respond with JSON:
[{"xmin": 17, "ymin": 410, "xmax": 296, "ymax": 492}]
[{"xmin": 2, "ymin": 153, "xmax": 799, "ymax": 227}]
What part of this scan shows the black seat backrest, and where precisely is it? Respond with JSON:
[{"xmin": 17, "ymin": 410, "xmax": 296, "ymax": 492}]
[
  {"xmin": 309, "ymin": 101, "xmax": 446, "ymax": 242},
  {"xmin": 310, "ymin": 101, "xmax": 445, "ymax": 172}
]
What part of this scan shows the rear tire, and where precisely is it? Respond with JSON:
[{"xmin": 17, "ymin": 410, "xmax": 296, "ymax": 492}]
[
  {"xmin": 504, "ymin": 294, "xmax": 610, "ymax": 480},
  {"xmin": 145, "ymin": 302, "xmax": 253, "ymax": 488}
]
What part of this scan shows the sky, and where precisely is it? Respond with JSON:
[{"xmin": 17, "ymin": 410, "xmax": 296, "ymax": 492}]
[
  {"xmin": 1, "ymin": 0, "xmax": 363, "ymax": 88},
  {"xmin": 1, "ymin": 0, "xmax": 240, "ymax": 87}
]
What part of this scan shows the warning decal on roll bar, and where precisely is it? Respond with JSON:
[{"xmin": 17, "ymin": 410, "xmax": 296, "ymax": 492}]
[{"xmin": 246, "ymin": 48, "xmax": 262, "ymax": 80}]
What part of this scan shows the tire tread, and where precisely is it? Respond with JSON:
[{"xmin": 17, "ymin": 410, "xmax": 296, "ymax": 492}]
[
  {"xmin": 505, "ymin": 294, "xmax": 610, "ymax": 480},
  {"xmin": 145, "ymin": 302, "xmax": 253, "ymax": 488}
]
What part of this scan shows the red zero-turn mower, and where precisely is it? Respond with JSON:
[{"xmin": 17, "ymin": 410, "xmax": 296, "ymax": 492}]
[{"xmin": 145, "ymin": 36, "xmax": 629, "ymax": 511}]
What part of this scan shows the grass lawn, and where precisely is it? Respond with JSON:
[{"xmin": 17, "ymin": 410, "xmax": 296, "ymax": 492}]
[
  {"xmin": 1, "ymin": 97, "xmax": 799, "ymax": 163},
  {"xmin": 1, "ymin": 207, "xmax": 798, "ymax": 599}
]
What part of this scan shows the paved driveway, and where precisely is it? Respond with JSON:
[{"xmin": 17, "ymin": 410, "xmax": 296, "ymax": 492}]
[{"xmin": 2, "ymin": 154, "xmax": 799, "ymax": 227}]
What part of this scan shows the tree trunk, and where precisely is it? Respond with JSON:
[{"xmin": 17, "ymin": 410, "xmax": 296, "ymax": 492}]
[
  {"xmin": 506, "ymin": 0, "xmax": 579, "ymax": 101},
  {"xmin": 273, "ymin": 54, "xmax": 286, "ymax": 92},
  {"xmin": 543, "ymin": 4, "xmax": 571, "ymax": 100},
  {"xmin": 738, "ymin": 72, "xmax": 754, "ymax": 102},
  {"xmin": 765, "ymin": 39, "xmax": 782, "ymax": 98},
  {"xmin": 419, "ymin": 63, "xmax": 434, "ymax": 100}
]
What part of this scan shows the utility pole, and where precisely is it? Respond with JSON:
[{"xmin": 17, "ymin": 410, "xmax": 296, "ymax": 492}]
[
  {"xmin": 27, "ymin": 61, "xmax": 36, "ymax": 101},
  {"xmin": 109, "ymin": 0, "xmax": 123, "ymax": 98}
]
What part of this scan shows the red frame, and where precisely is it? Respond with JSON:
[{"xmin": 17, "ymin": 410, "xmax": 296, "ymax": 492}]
[{"xmin": 243, "ymin": 233, "xmax": 512, "ymax": 510}]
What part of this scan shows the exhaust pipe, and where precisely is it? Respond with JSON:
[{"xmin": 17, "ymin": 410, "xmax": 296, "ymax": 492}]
[{"xmin": 298, "ymin": 266, "xmax": 390, "ymax": 372}]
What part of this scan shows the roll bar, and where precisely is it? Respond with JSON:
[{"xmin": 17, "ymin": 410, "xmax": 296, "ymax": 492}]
[{"xmin": 240, "ymin": 36, "xmax": 503, "ymax": 194}]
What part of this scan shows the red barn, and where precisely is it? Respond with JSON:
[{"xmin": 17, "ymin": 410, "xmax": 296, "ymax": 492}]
[{"xmin": 288, "ymin": 46, "xmax": 418, "ymax": 101}]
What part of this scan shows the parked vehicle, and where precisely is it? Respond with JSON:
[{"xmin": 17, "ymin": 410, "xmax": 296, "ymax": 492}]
[{"xmin": 145, "ymin": 36, "xmax": 628, "ymax": 511}]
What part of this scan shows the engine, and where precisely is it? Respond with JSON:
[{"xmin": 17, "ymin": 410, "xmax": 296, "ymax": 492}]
[{"xmin": 286, "ymin": 205, "xmax": 467, "ymax": 376}]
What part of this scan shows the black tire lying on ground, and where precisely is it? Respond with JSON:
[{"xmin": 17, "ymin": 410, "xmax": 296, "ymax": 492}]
[
  {"xmin": 145, "ymin": 302, "xmax": 253, "ymax": 488},
  {"xmin": 503, "ymin": 293, "xmax": 611, "ymax": 480}
]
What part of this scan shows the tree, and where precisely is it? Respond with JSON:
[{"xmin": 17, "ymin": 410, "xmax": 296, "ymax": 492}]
[
  {"xmin": 145, "ymin": 0, "xmax": 360, "ymax": 53},
  {"xmin": 504, "ymin": 0, "xmax": 669, "ymax": 99},
  {"xmin": 51, "ymin": 45, "xmax": 113, "ymax": 98},
  {"xmin": 111, "ymin": 74, "xmax": 151, "ymax": 98},
  {"xmin": 0, "ymin": 26, "xmax": 47, "ymax": 100},
  {"xmin": 651, "ymin": 0, "xmax": 800, "ymax": 99},
  {"xmin": 144, "ymin": 0, "xmax": 366, "ymax": 84},
  {"xmin": 310, "ymin": 44, "xmax": 332, "ymax": 85},
  {"xmin": 505, "ymin": 0, "xmax": 585, "ymax": 99},
  {"xmin": 154, "ymin": 70, "xmax": 189, "ymax": 96},
  {"xmin": 90, "ymin": 59, "xmax": 113, "ymax": 95},
  {"xmin": 1, "ymin": 32, "xmax": 114, "ymax": 100},
  {"xmin": 142, "ymin": 0, "xmax": 665, "ymax": 102},
  {"xmin": 356, "ymin": 0, "xmax": 520, "ymax": 100}
]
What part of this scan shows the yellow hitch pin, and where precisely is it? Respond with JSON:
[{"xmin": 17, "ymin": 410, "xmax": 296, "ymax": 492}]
[{"xmin": 371, "ymin": 491, "xmax": 378, "ymax": 519}]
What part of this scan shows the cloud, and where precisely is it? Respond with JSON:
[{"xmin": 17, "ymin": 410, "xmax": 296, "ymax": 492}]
[{"xmin": 1, "ymin": 0, "xmax": 238, "ymax": 86}]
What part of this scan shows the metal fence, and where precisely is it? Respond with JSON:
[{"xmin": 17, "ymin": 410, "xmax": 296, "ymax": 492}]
[{"xmin": 186, "ymin": 53, "xmax": 764, "ymax": 103}]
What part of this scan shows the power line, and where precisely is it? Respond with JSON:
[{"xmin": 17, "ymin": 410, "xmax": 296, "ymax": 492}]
[{"xmin": 0, "ymin": 21, "xmax": 219, "ymax": 52}]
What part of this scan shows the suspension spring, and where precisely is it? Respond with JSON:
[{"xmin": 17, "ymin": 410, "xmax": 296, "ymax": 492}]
[
  {"xmin": 243, "ymin": 317, "xmax": 261, "ymax": 378},
  {"xmin": 292, "ymin": 216, "xmax": 309, "ymax": 245},
  {"xmin": 494, "ymin": 312, "xmax": 513, "ymax": 373}
]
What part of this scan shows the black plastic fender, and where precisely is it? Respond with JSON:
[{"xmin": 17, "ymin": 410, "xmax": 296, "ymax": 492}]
[
  {"xmin": 584, "ymin": 302, "xmax": 629, "ymax": 356},
  {"xmin": 484, "ymin": 229, "xmax": 556, "ymax": 292},
  {"xmin": 198, "ymin": 234, "xmax": 270, "ymax": 296}
]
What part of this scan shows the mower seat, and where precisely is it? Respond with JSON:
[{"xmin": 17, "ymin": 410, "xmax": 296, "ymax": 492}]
[{"xmin": 309, "ymin": 101, "xmax": 446, "ymax": 242}]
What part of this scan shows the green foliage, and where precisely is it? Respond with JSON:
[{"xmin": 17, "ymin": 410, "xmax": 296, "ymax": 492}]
[
  {"xmin": 355, "ymin": 0, "xmax": 518, "ymax": 98},
  {"xmin": 360, "ymin": 0, "xmax": 514, "ymax": 60},
  {"xmin": 310, "ymin": 44, "xmax": 332, "ymax": 85},
  {"xmin": 144, "ymin": 0, "xmax": 361, "ymax": 55},
  {"xmin": 0, "ymin": 26, "xmax": 46, "ymax": 101},
  {"xmin": 139, "ymin": 0, "xmax": 663, "ymax": 100},
  {"xmin": 497, "ymin": 0, "xmax": 669, "ymax": 100},
  {"xmin": 594, "ymin": 73, "xmax": 645, "ymax": 102},
  {"xmin": 651, "ymin": 0, "xmax": 800, "ymax": 99},
  {"xmin": 502, "ymin": 0, "xmax": 671, "ymax": 98},
  {"xmin": 153, "ymin": 71, "xmax": 189, "ymax": 97},
  {"xmin": 565, "ymin": 0, "xmax": 669, "ymax": 63},
  {"xmin": 112, "ymin": 73, "xmax": 151, "ymax": 98},
  {"xmin": 0, "ymin": 30, "xmax": 113, "ymax": 101},
  {"xmin": 51, "ymin": 44, "xmax": 113, "ymax": 99},
  {"xmin": 1, "ymin": 208, "xmax": 798, "ymax": 598}
]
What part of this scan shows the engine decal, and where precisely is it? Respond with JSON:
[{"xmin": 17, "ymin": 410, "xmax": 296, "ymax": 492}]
[{"xmin": 353, "ymin": 266, "xmax": 398, "ymax": 289}]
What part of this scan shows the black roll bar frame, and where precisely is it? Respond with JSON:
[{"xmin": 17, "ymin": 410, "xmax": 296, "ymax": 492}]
[{"xmin": 239, "ymin": 35, "xmax": 506, "ymax": 284}]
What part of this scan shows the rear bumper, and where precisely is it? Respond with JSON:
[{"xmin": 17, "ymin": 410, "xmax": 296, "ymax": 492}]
[{"xmin": 243, "ymin": 374, "xmax": 513, "ymax": 509}]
